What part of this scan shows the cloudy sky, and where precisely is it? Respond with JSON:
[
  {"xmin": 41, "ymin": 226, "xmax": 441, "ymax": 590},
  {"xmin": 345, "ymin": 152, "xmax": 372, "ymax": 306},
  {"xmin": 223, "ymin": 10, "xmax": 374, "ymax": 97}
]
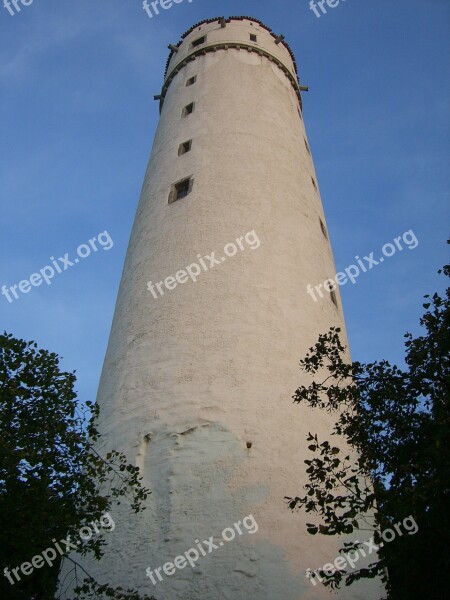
[{"xmin": 1, "ymin": 0, "xmax": 449, "ymax": 404}]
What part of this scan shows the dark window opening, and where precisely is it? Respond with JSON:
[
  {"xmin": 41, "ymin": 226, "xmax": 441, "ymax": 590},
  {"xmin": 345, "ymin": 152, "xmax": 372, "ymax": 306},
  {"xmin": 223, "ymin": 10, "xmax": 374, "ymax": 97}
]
[
  {"xmin": 191, "ymin": 35, "xmax": 206, "ymax": 49},
  {"xmin": 182, "ymin": 102, "xmax": 195, "ymax": 117},
  {"xmin": 311, "ymin": 177, "xmax": 318, "ymax": 190},
  {"xmin": 186, "ymin": 75, "xmax": 197, "ymax": 87},
  {"xmin": 169, "ymin": 177, "xmax": 193, "ymax": 204},
  {"xmin": 178, "ymin": 140, "xmax": 192, "ymax": 156},
  {"xmin": 250, "ymin": 34, "xmax": 257, "ymax": 42},
  {"xmin": 330, "ymin": 290, "xmax": 338, "ymax": 308},
  {"xmin": 320, "ymin": 219, "xmax": 328, "ymax": 239},
  {"xmin": 304, "ymin": 138, "xmax": 311, "ymax": 155}
]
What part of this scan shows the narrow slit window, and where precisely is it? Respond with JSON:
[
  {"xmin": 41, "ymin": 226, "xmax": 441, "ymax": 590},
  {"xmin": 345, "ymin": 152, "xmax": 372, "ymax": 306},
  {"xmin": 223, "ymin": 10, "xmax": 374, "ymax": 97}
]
[
  {"xmin": 186, "ymin": 75, "xmax": 197, "ymax": 87},
  {"xmin": 169, "ymin": 177, "xmax": 193, "ymax": 204},
  {"xmin": 311, "ymin": 177, "xmax": 318, "ymax": 191},
  {"xmin": 304, "ymin": 138, "xmax": 311, "ymax": 155},
  {"xmin": 330, "ymin": 290, "xmax": 338, "ymax": 308},
  {"xmin": 250, "ymin": 34, "xmax": 257, "ymax": 42},
  {"xmin": 319, "ymin": 219, "xmax": 328, "ymax": 239},
  {"xmin": 178, "ymin": 140, "xmax": 192, "ymax": 156},
  {"xmin": 191, "ymin": 35, "xmax": 206, "ymax": 49},
  {"xmin": 182, "ymin": 102, "xmax": 195, "ymax": 117}
]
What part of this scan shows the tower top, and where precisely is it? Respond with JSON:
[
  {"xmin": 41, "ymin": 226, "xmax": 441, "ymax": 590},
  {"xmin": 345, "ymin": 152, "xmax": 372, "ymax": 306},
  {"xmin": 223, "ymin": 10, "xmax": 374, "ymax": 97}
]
[
  {"xmin": 159, "ymin": 16, "xmax": 303, "ymax": 111},
  {"xmin": 164, "ymin": 16, "xmax": 298, "ymax": 78}
]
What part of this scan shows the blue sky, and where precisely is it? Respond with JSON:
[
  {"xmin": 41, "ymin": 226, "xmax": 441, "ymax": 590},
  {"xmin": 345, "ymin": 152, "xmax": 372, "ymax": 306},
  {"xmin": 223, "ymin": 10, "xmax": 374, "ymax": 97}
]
[{"xmin": 1, "ymin": 0, "xmax": 449, "ymax": 404}]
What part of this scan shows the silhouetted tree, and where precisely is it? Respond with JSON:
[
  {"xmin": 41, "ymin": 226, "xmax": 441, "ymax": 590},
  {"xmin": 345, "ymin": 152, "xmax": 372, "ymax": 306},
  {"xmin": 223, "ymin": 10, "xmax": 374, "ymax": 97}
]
[
  {"xmin": 287, "ymin": 245, "xmax": 450, "ymax": 600},
  {"xmin": 0, "ymin": 333, "xmax": 156, "ymax": 600}
]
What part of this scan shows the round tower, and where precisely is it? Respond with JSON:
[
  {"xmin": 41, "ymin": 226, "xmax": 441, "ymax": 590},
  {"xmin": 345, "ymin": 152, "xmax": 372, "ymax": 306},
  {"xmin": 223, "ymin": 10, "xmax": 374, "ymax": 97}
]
[{"xmin": 78, "ymin": 17, "xmax": 385, "ymax": 600}]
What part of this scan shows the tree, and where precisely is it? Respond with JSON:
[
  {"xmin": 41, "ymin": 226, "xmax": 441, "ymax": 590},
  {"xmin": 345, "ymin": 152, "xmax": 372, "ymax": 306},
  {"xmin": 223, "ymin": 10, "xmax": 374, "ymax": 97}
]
[
  {"xmin": 286, "ymin": 250, "xmax": 450, "ymax": 600},
  {"xmin": 0, "ymin": 333, "xmax": 157, "ymax": 600}
]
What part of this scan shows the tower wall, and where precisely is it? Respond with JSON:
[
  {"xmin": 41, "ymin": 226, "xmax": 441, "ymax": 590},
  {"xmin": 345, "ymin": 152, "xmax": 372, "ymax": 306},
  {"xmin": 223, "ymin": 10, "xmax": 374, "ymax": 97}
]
[{"xmin": 79, "ymin": 18, "xmax": 385, "ymax": 600}]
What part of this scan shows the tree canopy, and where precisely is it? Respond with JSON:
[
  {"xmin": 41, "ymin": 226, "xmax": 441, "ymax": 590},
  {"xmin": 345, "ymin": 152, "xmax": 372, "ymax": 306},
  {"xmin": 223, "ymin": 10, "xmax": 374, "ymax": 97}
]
[
  {"xmin": 0, "ymin": 333, "xmax": 156, "ymax": 600},
  {"xmin": 287, "ymin": 248, "xmax": 450, "ymax": 599}
]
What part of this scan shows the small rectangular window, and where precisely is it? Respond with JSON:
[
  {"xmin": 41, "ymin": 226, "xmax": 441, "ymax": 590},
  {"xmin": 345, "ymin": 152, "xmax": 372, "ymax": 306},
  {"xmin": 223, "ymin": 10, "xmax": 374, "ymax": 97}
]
[
  {"xmin": 178, "ymin": 140, "xmax": 192, "ymax": 156},
  {"xmin": 191, "ymin": 35, "xmax": 206, "ymax": 49},
  {"xmin": 182, "ymin": 102, "xmax": 195, "ymax": 117},
  {"xmin": 186, "ymin": 76, "xmax": 197, "ymax": 87},
  {"xmin": 250, "ymin": 34, "xmax": 257, "ymax": 42},
  {"xmin": 320, "ymin": 219, "xmax": 328, "ymax": 239},
  {"xmin": 169, "ymin": 177, "xmax": 193, "ymax": 204}
]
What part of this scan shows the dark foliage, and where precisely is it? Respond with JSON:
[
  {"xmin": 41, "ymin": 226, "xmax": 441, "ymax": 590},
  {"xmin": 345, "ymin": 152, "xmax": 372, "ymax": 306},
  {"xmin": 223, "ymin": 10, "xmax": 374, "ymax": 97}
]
[
  {"xmin": 286, "ymin": 245, "xmax": 450, "ymax": 600},
  {"xmin": 0, "ymin": 334, "xmax": 156, "ymax": 600}
]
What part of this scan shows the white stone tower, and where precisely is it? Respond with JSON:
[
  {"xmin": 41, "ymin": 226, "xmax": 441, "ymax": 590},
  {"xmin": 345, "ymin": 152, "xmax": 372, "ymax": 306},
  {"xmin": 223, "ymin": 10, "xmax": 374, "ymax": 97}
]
[{"xmin": 84, "ymin": 16, "xmax": 385, "ymax": 600}]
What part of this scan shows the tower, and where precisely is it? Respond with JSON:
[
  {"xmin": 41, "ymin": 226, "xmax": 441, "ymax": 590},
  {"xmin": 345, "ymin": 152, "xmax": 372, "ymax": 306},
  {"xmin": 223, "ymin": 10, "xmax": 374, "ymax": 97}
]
[{"xmin": 81, "ymin": 16, "xmax": 385, "ymax": 600}]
